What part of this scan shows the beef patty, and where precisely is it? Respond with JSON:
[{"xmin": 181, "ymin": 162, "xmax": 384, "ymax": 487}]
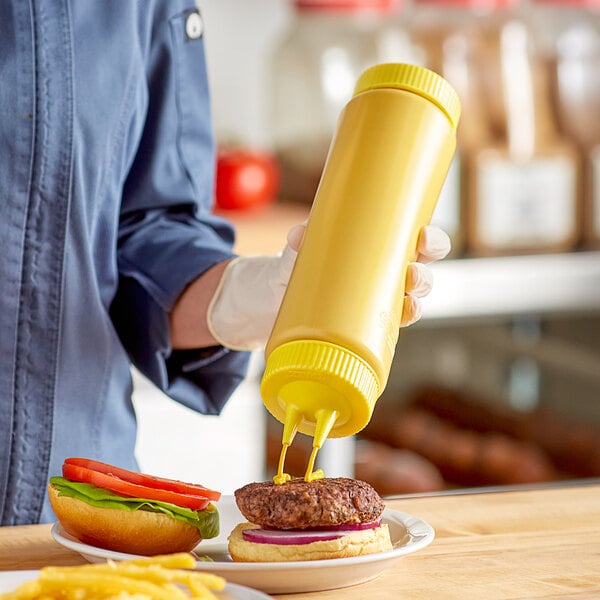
[{"xmin": 234, "ymin": 477, "xmax": 385, "ymax": 530}]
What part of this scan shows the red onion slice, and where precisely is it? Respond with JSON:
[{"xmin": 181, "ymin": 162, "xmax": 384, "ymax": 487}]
[
  {"xmin": 242, "ymin": 528, "xmax": 345, "ymax": 545},
  {"xmin": 242, "ymin": 519, "xmax": 382, "ymax": 545}
]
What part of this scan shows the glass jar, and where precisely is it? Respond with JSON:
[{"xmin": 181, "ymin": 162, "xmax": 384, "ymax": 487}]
[
  {"xmin": 410, "ymin": 0, "xmax": 492, "ymax": 154},
  {"xmin": 269, "ymin": 0, "xmax": 417, "ymax": 206},
  {"xmin": 463, "ymin": 0, "xmax": 581, "ymax": 255},
  {"xmin": 528, "ymin": 0, "xmax": 600, "ymax": 249},
  {"xmin": 410, "ymin": 0, "xmax": 495, "ymax": 255}
]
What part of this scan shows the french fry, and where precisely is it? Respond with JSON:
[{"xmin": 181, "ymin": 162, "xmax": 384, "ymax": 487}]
[
  {"xmin": 0, "ymin": 553, "xmax": 226, "ymax": 600},
  {"xmin": 38, "ymin": 573, "xmax": 188, "ymax": 600},
  {"xmin": 125, "ymin": 554, "xmax": 197, "ymax": 569},
  {"xmin": 0, "ymin": 580, "xmax": 42, "ymax": 600}
]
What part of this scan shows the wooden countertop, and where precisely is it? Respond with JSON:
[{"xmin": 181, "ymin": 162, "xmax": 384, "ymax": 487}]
[
  {"xmin": 1, "ymin": 483, "xmax": 599, "ymax": 599},
  {"xmin": 217, "ymin": 203, "xmax": 309, "ymax": 255}
]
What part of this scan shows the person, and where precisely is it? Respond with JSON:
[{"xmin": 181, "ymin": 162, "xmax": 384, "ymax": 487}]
[{"xmin": 0, "ymin": 0, "xmax": 451, "ymax": 526}]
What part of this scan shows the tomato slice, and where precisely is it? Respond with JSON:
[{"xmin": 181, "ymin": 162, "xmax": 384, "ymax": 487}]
[
  {"xmin": 63, "ymin": 457, "xmax": 220, "ymax": 501},
  {"xmin": 62, "ymin": 464, "xmax": 211, "ymax": 511}
]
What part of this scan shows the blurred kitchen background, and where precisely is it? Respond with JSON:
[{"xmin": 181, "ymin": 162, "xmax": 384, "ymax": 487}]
[{"xmin": 134, "ymin": 0, "xmax": 600, "ymax": 497}]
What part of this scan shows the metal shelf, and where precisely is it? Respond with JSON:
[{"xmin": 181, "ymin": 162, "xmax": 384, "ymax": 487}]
[
  {"xmin": 422, "ymin": 251, "xmax": 600, "ymax": 321},
  {"xmin": 227, "ymin": 205, "xmax": 600, "ymax": 322}
]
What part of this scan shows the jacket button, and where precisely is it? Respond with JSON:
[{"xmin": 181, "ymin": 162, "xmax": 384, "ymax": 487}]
[{"xmin": 185, "ymin": 11, "xmax": 203, "ymax": 40}]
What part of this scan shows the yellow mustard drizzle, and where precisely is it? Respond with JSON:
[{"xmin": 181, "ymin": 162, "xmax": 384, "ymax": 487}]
[
  {"xmin": 304, "ymin": 446, "xmax": 324, "ymax": 482},
  {"xmin": 273, "ymin": 443, "xmax": 291, "ymax": 485},
  {"xmin": 273, "ymin": 440, "xmax": 325, "ymax": 484}
]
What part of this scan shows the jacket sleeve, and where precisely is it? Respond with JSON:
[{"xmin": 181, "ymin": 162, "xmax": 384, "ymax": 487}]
[{"xmin": 110, "ymin": 5, "xmax": 250, "ymax": 415}]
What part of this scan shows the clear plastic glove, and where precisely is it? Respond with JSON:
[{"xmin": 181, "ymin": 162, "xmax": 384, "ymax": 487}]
[
  {"xmin": 207, "ymin": 223, "xmax": 450, "ymax": 351},
  {"xmin": 207, "ymin": 223, "xmax": 306, "ymax": 351},
  {"xmin": 401, "ymin": 225, "xmax": 452, "ymax": 327}
]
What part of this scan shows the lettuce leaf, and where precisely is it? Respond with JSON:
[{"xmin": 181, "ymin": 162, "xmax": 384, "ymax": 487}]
[{"xmin": 49, "ymin": 476, "xmax": 219, "ymax": 539}]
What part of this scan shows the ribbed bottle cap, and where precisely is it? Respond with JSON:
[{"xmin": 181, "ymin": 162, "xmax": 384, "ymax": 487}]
[
  {"xmin": 353, "ymin": 63, "xmax": 461, "ymax": 130},
  {"xmin": 261, "ymin": 340, "xmax": 380, "ymax": 441}
]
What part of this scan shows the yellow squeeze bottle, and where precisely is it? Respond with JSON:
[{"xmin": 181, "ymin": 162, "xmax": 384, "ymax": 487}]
[{"xmin": 261, "ymin": 63, "xmax": 461, "ymax": 484}]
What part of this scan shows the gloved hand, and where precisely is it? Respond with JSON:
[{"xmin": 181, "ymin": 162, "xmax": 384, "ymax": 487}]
[
  {"xmin": 207, "ymin": 223, "xmax": 306, "ymax": 351},
  {"xmin": 401, "ymin": 224, "xmax": 452, "ymax": 327},
  {"xmin": 207, "ymin": 223, "xmax": 450, "ymax": 351}
]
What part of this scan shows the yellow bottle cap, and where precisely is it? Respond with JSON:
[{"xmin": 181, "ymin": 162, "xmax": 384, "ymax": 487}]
[
  {"xmin": 353, "ymin": 63, "xmax": 461, "ymax": 131},
  {"xmin": 261, "ymin": 340, "xmax": 380, "ymax": 448}
]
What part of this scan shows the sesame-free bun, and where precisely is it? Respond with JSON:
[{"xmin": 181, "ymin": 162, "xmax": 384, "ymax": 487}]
[
  {"xmin": 48, "ymin": 484, "xmax": 201, "ymax": 555},
  {"xmin": 228, "ymin": 521, "xmax": 393, "ymax": 562}
]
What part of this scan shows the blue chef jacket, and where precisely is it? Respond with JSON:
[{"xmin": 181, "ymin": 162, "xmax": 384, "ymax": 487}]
[{"xmin": 0, "ymin": 1, "xmax": 250, "ymax": 525}]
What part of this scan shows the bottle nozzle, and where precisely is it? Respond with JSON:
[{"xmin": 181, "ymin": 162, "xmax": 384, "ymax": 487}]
[
  {"xmin": 274, "ymin": 406, "xmax": 340, "ymax": 485},
  {"xmin": 303, "ymin": 408, "xmax": 338, "ymax": 483},
  {"xmin": 281, "ymin": 404, "xmax": 301, "ymax": 447},
  {"xmin": 313, "ymin": 408, "xmax": 338, "ymax": 450}
]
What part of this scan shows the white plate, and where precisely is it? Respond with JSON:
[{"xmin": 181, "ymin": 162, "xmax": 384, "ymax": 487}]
[
  {"xmin": 51, "ymin": 495, "xmax": 434, "ymax": 595},
  {"xmin": 0, "ymin": 569, "xmax": 270, "ymax": 599}
]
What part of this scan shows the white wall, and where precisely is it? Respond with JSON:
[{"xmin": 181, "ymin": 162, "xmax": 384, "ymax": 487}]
[
  {"xmin": 134, "ymin": 355, "xmax": 267, "ymax": 495},
  {"xmin": 196, "ymin": 0, "xmax": 293, "ymax": 148}
]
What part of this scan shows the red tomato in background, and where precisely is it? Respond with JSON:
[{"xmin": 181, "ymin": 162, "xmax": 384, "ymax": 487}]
[{"xmin": 215, "ymin": 148, "xmax": 280, "ymax": 211}]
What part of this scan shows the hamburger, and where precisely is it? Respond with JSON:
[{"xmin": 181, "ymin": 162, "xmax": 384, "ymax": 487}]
[
  {"xmin": 49, "ymin": 457, "xmax": 220, "ymax": 556},
  {"xmin": 228, "ymin": 477, "xmax": 393, "ymax": 562}
]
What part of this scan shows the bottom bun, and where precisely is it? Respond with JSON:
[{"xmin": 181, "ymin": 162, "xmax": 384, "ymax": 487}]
[
  {"xmin": 48, "ymin": 484, "xmax": 202, "ymax": 555},
  {"xmin": 227, "ymin": 522, "xmax": 393, "ymax": 562}
]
